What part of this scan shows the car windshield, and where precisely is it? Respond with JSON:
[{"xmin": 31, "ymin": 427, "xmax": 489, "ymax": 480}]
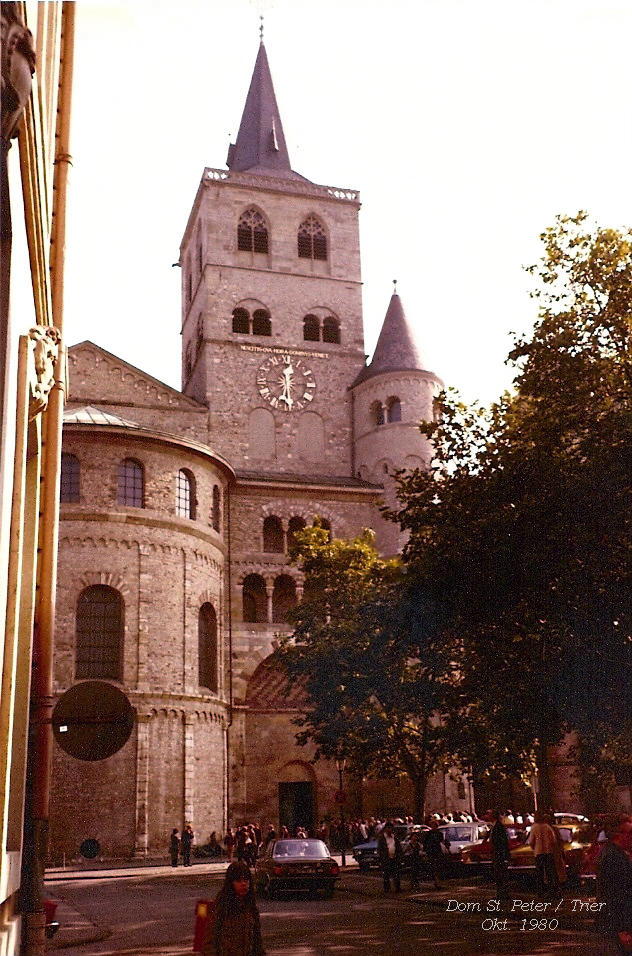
[
  {"xmin": 273, "ymin": 840, "xmax": 329, "ymax": 859},
  {"xmin": 442, "ymin": 826, "xmax": 476, "ymax": 841}
]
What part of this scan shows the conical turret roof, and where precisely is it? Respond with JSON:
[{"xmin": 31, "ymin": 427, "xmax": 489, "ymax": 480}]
[
  {"xmin": 227, "ymin": 42, "xmax": 306, "ymax": 181},
  {"xmin": 354, "ymin": 293, "xmax": 425, "ymax": 385}
]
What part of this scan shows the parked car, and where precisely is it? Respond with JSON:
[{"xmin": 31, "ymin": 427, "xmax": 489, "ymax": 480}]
[
  {"xmin": 554, "ymin": 812, "xmax": 590, "ymax": 826},
  {"xmin": 255, "ymin": 839, "xmax": 340, "ymax": 898},
  {"xmin": 438, "ymin": 822, "xmax": 490, "ymax": 858},
  {"xmin": 461, "ymin": 824, "xmax": 593, "ymax": 879},
  {"xmin": 44, "ymin": 898, "xmax": 60, "ymax": 939},
  {"xmin": 352, "ymin": 823, "xmax": 422, "ymax": 871}
]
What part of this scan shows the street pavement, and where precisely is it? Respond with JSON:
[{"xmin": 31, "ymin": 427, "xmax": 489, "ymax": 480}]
[{"xmin": 44, "ymin": 860, "xmax": 604, "ymax": 955}]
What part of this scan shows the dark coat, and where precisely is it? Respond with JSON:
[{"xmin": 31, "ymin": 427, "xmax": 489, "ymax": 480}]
[
  {"xmin": 597, "ymin": 841, "xmax": 632, "ymax": 934},
  {"xmin": 377, "ymin": 832, "xmax": 403, "ymax": 867},
  {"xmin": 490, "ymin": 821, "xmax": 511, "ymax": 863},
  {"xmin": 422, "ymin": 828, "xmax": 446, "ymax": 859}
]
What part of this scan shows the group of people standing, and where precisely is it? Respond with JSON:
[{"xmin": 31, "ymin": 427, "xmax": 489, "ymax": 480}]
[
  {"xmin": 169, "ymin": 825, "xmax": 195, "ymax": 867},
  {"xmin": 376, "ymin": 820, "xmax": 448, "ymax": 893}
]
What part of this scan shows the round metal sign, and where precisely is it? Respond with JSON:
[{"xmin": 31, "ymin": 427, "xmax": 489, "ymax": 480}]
[
  {"xmin": 52, "ymin": 681, "xmax": 134, "ymax": 761},
  {"xmin": 80, "ymin": 838, "xmax": 100, "ymax": 859}
]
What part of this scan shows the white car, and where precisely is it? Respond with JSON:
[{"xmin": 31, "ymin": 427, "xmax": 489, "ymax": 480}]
[{"xmin": 439, "ymin": 822, "xmax": 490, "ymax": 857}]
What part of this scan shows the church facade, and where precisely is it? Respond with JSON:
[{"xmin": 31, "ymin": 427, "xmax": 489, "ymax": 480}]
[{"xmin": 49, "ymin": 41, "xmax": 473, "ymax": 860}]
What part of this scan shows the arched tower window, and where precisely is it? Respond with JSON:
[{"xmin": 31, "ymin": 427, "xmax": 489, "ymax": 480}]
[
  {"xmin": 370, "ymin": 401, "xmax": 385, "ymax": 427},
  {"xmin": 76, "ymin": 585, "xmax": 123, "ymax": 680},
  {"xmin": 232, "ymin": 307, "xmax": 250, "ymax": 334},
  {"xmin": 60, "ymin": 453, "xmax": 80, "ymax": 503},
  {"xmin": 386, "ymin": 397, "xmax": 402, "ymax": 422},
  {"xmin": 238, "ymin": 208, "xmax": 269, "ymax": 254},
  {"xmin": 212, "ymin": 485, "xmax": 221, "ymax": 532},
  {"xmin": 117, "ymin": 458, "xmax": 144, "ymax": 507},
  {"xmin": 263, "ymin": 516, "xmax": 284, "ymax": 553},
  {"xmin": 242, "ymin": 574, "xmax": 267, "ymax": 623},
  {"xmin": 298, "ymin": 215, "xmax": 327, "ymax": 260},
  {"xmin": 303, "ymin": 314, "xmax": 320, "ymax": 342},
  {"xmin": 272, "ymin": 575, "xmax": 297, "ymax": 623},
  {"xmin": 287, "ymin": 516, "xmax": 307, "ymax": 552},
  {"xmin": 322, "ymin": 316, "xmax": 340, "ymax": 344},
  {"xmin": 252, "ymin": 309, "xmax": 272, "ymax": 336},
  {"xmin": 176, "ymin": 469, "xmax": 196, "ymax": 519},
  {"xmin": 198, "ymin": 602, "xmax": 218, "ymax": 693}
]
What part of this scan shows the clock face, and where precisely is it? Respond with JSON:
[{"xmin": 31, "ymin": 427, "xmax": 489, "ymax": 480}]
[{"xmin": 256, "ymin": 353, "xmax": 316, "ymax": 411}]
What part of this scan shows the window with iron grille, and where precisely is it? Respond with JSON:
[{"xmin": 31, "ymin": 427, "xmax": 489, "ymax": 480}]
[
  {"xmin": 252, "ymin": 309, "xmax": 272, "ymax": 336},
  {"xmin": 232, "ymin": 307, "xmax": 250, "ymax": 333},
  {"xmin": 60, "ymin": 453, "xmax": 80, "ymax": 503},
  {"xmin": 76, "ymin": 585, "xmax": 123, "ymax": 680},
  {"xmin": 322, "ymin": 316, "xmax": 340, "ymax": 344},
  {"xmin": 298, "ymin": 215, "xmax": 327, "ymax": 260},
  {"xmin": 117, "ymin": 458, "xmax": 144, "ymax": 507},
  {"xmin": 303, "ymin": 314, "xmax": 320, "ymax": 342},
  {"xmin": 199, "ymin": 603, "xmax": 218, "ymax": 692},
  {"xmin": 237, "ymin": 208, "xmax": 269, "ymax": 253},
  {"xmin": 176, "ymin": 469, "xmax": 196, "ymax": 519}
]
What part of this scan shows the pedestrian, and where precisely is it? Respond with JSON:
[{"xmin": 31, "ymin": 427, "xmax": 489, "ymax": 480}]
[
  {"xmin": 224, "ymin": 828, "xmax": 235, "ymax": 862},
  {"xmin": 489, "ymin": 810, "xmax": 510, "ymax": 899},
  {"xmin": 377, "ymin": 822, "xmax": 402, "ymax": 892},
  {"xmin": 169, "ymin": 828, "xmax": 180, "ymax": 867},
  {"xmin": 422, "ymin": 821, "xmax": 446, "ymax": 889},
  {"xmin": 208, "ymin": 831, "xmax": 222, "ymax": 857},
  {"xmin": 182, "ymin": 824, "xmax": 194, "ymax": 866},
  {"xmin": 527, "ymin": 811, "xmax": 560, "ymax": 898},
  {"xmin": 264, "ymin": 824, "xmax": 276, "ymax": 848},
  {"xmin": 595, "ymin": 813, "xmax": 632, "ymax": 956},
  {"xmin": 408, "ymin": 829, "xmax": 423, "ymax": 891},
  {"xmin": 202, "ymin": 860, "xmax": 266, "ymax": 956}
]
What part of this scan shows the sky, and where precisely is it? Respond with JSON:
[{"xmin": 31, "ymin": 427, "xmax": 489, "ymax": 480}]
[{"xmin": 62, "ymin": 0, "xmax": 632, "ymax": 407}]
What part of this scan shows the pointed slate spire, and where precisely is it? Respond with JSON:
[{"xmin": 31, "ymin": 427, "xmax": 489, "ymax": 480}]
[
  {"xmin": 354, "ymin": 291, "xmax": 425, "ymax": 385},
  {"xmin": 227, "ymin": 42, "xmax": 303, "ymax": 180}
]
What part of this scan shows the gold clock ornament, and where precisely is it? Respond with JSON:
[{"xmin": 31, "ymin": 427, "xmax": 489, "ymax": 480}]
[{"xmin": 256, "ymin": 353, "xmax": 316, "ymax": 411}]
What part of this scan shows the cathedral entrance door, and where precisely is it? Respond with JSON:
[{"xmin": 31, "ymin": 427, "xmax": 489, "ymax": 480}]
[{"xmin": 278, "ymin": 782, "xmax": 314, "ymax": 833}]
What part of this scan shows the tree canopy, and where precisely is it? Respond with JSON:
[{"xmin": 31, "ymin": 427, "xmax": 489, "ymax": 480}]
[{"xmin": 392, "ymin": 212, "xmax": 631, "ymax": 804}]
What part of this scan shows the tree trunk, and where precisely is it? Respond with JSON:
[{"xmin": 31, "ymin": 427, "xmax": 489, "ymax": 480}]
[
  {"xmin": 536, "ymin": 740, "xmax": 553, "ymax": 810},
  {"xmin": 410, "ymin": 772, "xmax": 428, "ymax": 822}
]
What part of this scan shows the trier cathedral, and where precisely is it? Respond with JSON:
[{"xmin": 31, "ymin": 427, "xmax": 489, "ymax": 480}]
[{"xmin": 49, "ymin": 40, "xmax": 472, "ymax": 860}]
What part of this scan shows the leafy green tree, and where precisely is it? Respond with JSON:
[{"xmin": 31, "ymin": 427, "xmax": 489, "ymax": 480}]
[
  {"xmin": 277, "ymin": 526, "xmax": 464, "ymax": 819},
  {"xmin": 392, "ymin": 212, "xmax": 632, "ymax": 807}
]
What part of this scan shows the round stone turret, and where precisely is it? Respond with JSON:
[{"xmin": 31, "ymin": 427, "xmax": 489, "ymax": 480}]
[{"xmin": 352, "ymin": 292, "xmax": 443, "ymax": 552}]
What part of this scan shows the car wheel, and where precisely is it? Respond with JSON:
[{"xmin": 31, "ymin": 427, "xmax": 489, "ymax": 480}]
[{"xmin": 323, "ymin": 884, "xmax": 334, "ymax": 900}]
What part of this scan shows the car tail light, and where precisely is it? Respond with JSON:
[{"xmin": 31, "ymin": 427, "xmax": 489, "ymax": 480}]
[
  {"xmin": 272, "ymin": 865, "xmax": 286, "ymax": 876},
  {"xmin": 329, "ymin": 862, "xmax": 340, "ymax": 876}
]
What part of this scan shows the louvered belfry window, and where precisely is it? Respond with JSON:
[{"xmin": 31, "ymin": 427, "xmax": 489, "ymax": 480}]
[
  {"xmin": 298, "ymin": 215, "xmax": 327, "ymax": 260},
  {"xmin": 237, "ymin": 208, "xmax": 269, "ymax": 253}
]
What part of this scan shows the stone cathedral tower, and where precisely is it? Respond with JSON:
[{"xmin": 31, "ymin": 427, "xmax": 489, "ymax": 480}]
[{"xmin": 48, "ymin": 37, "xmax": 469, "ymax": 862}]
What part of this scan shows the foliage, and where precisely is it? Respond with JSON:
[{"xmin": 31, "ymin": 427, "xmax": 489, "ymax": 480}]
[
  {"xmin": 277, "ymin": 526, "xmax": 463, "ymax": 818},
  {"xmin": 390, "ymin": 212, "xmax": 632, "ymax": 804}
]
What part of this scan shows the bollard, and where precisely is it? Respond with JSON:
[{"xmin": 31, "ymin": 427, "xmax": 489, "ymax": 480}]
[{"xmin": 192, "ymin": 899, "xmax": 214, "ymax": 953}]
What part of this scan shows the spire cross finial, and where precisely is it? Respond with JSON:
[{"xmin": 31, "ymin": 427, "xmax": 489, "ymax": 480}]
[
  {"xmin": 259, "ymin": 15, "xmax": 264, "ymax": 41},
  {"xmin": 393, "ymin": 278, "xmax": 398, "ymax": 294}
]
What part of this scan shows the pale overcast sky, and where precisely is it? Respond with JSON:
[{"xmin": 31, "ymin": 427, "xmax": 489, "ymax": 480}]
[{"xmin": 62, "ymin": 0, "xmax": 632, "ymax": 406}]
